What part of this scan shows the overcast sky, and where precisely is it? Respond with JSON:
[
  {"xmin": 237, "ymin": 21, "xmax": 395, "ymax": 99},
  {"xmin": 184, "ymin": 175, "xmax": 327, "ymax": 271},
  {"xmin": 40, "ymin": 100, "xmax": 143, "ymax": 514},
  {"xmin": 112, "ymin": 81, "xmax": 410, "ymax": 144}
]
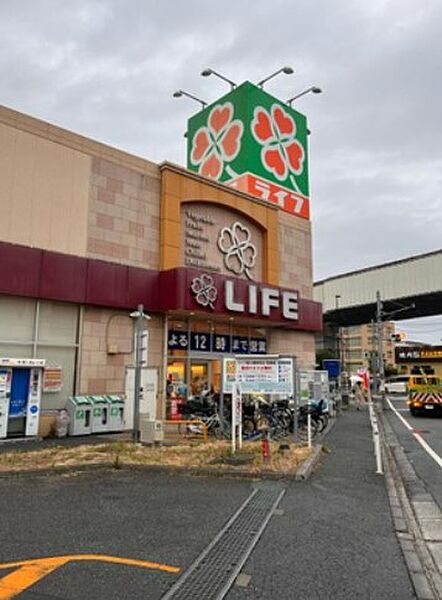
[{"xmin": 1, "ymin": 0, "xmax": 441, "ymax": 342}]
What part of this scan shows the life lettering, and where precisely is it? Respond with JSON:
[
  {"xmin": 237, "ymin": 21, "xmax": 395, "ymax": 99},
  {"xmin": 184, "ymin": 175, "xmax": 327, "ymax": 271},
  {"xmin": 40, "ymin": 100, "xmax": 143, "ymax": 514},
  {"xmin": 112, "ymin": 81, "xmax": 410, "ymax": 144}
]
[{"xmin": 224, "ymin": 280, "xmax": 298, "ymax": 320}]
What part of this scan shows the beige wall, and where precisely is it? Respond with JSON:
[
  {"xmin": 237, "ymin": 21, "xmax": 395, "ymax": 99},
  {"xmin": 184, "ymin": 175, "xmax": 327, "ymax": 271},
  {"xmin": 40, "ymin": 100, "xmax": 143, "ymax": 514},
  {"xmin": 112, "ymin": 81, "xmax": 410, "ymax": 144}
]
[
  {"xmin": 268, "ymin": 329, "xmax": 316, "ymax": 369},
  {"xmin": 0, "ymin": 122, "xmax": 90, "ymax": 255},
  {"xmin": 78, "ymin": 307, "xmax": 164, "ymax": 395},
  {"xmin": 87, "ymin": 157, "xmax": 161, "ymax": 268},
  {"xmin": 278, "ymin": 211, "xmax": 313, "ymax": 299}
]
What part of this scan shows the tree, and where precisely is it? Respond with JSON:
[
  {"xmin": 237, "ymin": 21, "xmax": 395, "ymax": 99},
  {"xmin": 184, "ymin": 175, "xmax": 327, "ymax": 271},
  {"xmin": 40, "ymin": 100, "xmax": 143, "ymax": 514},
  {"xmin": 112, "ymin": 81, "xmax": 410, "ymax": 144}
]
[{"xmin": 316, "ymin": 347, "xmax": 338, "ymax": 369}]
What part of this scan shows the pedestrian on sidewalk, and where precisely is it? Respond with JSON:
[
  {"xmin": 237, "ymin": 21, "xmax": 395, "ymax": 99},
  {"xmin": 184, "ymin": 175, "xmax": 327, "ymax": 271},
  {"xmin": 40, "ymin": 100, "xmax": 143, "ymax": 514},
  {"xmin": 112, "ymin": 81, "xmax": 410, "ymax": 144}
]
[{"xmin": 353, "ymin": 381, "xmax": 364, "ymax": 410}]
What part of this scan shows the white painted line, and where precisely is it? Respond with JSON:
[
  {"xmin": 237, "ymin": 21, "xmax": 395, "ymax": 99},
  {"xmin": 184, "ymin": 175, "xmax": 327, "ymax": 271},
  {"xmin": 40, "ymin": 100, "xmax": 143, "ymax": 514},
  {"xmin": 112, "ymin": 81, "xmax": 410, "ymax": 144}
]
[{"xmin": 387, "ymin": 398, "xmax": 442, "ymax": 469}]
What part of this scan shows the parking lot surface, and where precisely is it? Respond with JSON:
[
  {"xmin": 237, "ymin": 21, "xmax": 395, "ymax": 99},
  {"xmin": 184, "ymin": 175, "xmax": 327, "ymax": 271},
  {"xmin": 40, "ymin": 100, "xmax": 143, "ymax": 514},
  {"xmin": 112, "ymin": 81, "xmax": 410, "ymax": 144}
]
[{"xmin": 0, "ymin": 410, "xmax": 416, "ymax": 599}]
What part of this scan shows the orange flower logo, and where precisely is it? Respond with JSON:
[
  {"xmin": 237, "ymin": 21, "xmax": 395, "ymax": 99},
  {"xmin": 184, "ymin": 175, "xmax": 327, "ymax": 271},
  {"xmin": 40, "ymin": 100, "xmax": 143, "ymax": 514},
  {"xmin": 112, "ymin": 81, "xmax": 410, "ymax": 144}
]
[
  {"xmin": 251, "ymin": 104, "xmax": 305, "ymax": 185},
  {"xmin": 190, "ymin": 102, "xmax": 244, "ymax": 180}
]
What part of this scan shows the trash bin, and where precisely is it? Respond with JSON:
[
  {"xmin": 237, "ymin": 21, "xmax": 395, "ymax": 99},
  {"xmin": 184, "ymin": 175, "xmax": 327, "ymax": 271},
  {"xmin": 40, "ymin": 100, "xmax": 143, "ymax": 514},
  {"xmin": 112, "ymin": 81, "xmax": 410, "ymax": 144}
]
[
  {"xmin": 90, "ymin": 395, "xmax": 110, "ymax": 433},
  {"xmin": 66, "ymin": 396, "xmax": 93, "ymax": 436},
  {"xmin": 106, "ymin": 395, "xmax": 125, "ymax": 432}
]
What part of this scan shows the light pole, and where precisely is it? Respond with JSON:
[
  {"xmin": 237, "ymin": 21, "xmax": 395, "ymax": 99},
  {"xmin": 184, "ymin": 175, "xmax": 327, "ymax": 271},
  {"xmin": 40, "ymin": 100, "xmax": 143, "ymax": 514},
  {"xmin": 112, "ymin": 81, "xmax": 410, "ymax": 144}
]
[
  {"xmin": 334, "ymin": 295, "xmax": 342, "ymax": 372},
  {"xmin": 201, "ymin": 68, "xmax": 236, "ymax": 90},
  {"xmin": 173, "ymin": 89, "xmax": 208, "ymax": 110},
  {"xmin": 374, "ymin": 291, "xmax": 415, "ymax": 407},
  {"xmin": 286, "ymin": 86, "xmax": 322, "ymax": 106},
  {"xmin": 130, "ymin": 304, "xmax": 151, "ymax": 442},
  {"xmin": 257, "ymin": 66, "xmax": 294, "ymax": 89}
]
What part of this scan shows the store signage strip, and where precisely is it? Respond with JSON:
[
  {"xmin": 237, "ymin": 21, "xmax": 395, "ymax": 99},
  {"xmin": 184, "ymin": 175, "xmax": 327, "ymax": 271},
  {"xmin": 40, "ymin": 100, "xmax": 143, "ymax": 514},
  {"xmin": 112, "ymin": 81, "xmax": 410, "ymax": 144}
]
[
  {"xmin": 227, "ymin": 173, "xmax": 310, "ymax": 220},
  {"xmin": 167, "ymin": 330, "xmax": 267, "ymax": 354}
]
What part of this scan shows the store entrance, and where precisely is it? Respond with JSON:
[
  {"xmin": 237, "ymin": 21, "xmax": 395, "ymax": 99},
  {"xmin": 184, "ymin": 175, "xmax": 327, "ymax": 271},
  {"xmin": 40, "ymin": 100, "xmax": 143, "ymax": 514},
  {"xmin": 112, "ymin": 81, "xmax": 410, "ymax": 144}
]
[
  {"xmin": 166, "ymin": 357, "xmax": 222, "ymax": 417},
  {"xmin": 190, "ymin": 361, "xmax": 210, "ymax": 396}
]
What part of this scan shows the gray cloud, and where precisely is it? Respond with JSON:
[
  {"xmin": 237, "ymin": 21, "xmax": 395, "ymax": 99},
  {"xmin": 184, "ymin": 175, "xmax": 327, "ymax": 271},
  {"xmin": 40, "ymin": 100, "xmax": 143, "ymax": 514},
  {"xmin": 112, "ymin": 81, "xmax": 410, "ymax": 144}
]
[{"xmin": 1, "ymin": 0, "xmax": 441, "ymax": 338}]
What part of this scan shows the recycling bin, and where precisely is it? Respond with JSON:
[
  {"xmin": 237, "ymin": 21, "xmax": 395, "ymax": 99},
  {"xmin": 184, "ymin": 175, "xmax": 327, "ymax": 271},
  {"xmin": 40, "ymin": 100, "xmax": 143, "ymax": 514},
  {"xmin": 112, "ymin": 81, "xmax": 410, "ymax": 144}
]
[
  {"xmin": 106, "ymin": 395, "xmax": 125, "ymax": 432},
  {"xmin": 90, "ymin": 395, "xmax": 110, "ymax": 433},
  {"xmin": 66, "ymin": 396, "xmax": 93, "ymax": 436}
]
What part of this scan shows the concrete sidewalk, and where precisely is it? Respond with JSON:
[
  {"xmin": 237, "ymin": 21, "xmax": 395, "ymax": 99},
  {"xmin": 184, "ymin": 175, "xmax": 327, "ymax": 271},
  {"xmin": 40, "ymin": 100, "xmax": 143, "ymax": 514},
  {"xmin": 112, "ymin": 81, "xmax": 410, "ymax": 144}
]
[{"xmin": 228, "ymin": 409, "xmax": 417, "ymax": 599}]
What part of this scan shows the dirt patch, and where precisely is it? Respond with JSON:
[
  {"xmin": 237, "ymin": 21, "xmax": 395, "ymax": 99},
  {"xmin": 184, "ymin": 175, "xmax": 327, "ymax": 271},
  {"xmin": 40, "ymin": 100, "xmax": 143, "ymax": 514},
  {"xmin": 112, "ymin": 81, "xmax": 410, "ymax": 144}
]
[{"xmin": 0, "ymin": 441, "xmax": 312, "ymax": 476}]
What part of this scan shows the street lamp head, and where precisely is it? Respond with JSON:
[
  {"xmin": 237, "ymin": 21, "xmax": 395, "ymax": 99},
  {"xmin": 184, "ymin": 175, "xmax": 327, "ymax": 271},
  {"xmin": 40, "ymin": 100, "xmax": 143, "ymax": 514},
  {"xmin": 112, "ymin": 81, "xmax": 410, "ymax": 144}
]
[
  {"xmin": 286, "ymin": 86, "xmax": 323, "ymax": 106},
  {"xmin": 172, "ymin": 89, "xmax": 207, "ymax": 109},
  {"xmin": 258, "ymin": 66, "xmax": 295, "ymax": 88},
  {"xmin": 200, "ymin": 67, "xmax": 236, "ymax": 89},
  {"xmin": 130, "ymin": 310, "xmax": 151, "ymax": 320}
]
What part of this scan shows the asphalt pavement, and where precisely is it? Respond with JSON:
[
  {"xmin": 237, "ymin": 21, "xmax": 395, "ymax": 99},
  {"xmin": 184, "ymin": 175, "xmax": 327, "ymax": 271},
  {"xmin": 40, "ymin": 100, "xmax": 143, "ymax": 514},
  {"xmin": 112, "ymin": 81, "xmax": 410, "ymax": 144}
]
[
  {"xmin": 385, "ymin": 396, "xmax": 442, "ymax": 512},
  {"xmin": 227, "ymin": 407, "xmax": 416, "ymax": 600},
  {"xmin": 0, "ymin": 406, "xmax": 419, "ymax": 599}
]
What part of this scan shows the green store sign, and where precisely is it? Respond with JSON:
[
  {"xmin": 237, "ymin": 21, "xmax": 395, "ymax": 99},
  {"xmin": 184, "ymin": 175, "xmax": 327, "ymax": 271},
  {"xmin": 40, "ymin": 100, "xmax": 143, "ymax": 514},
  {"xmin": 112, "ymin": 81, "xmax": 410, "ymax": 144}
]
[{"xmin": 186, "ymin": 81, "xmax": 310, "ymax": 212}]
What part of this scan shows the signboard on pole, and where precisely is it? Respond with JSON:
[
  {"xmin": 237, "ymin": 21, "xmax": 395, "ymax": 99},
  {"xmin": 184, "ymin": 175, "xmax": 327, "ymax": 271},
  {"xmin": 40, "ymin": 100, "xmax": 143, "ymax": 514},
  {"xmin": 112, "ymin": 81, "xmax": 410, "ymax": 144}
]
[{"xmin": 223, "ymin": 356, "xmax": 294, "ymax": 395}]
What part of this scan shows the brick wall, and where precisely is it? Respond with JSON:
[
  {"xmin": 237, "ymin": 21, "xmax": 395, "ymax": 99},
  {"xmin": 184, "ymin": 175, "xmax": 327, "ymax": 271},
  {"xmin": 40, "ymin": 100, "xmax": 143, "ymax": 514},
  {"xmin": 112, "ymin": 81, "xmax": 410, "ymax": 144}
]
[
  {"xmin": 79, "ymin": 307, "xmax": 164, "ymax": 395},
  {"xmin": 87, "ymin": 157, "xmax": 161, "ymax": 269},
  {"xmin": 278, "ymin": 211, "xmax": 313, "ymax": 299},
  {"xmin": 267, "ymin": 328, "xmax": 316, "ymax": 369}
]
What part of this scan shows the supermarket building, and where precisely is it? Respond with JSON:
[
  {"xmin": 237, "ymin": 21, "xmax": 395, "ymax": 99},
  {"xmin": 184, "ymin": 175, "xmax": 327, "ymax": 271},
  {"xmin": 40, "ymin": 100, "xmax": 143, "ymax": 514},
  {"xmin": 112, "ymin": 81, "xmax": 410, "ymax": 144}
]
[{"xmin": 0, "ymin": 85, "xmax": 322, "ymax": 437}]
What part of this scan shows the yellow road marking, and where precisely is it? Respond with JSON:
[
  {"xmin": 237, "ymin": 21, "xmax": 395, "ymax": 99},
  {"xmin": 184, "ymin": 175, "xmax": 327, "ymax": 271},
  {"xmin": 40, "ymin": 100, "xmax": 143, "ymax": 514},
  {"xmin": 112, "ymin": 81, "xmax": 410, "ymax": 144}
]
[{"xmin": 0, "ymin": 554, "xmax": 180, "ymax": 599}]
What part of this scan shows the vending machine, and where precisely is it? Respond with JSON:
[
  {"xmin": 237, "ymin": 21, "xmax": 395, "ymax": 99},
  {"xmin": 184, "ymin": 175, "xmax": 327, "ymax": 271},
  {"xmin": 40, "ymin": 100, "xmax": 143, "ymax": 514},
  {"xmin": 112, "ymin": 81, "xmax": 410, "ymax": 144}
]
[{"xmin": 0, "ymin": 358, "xmax": 45, "ymax": 439}]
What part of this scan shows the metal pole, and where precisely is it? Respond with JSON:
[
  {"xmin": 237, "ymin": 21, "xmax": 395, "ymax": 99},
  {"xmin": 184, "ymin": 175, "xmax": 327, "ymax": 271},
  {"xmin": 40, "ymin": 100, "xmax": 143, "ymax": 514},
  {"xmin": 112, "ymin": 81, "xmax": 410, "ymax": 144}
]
[
  {"xmin": 368, "ymin": 401, "xmax": 383, "ymax": 474},
  {"xmin": 238, "ymin": 392, "xmax": 242, "ymax": 450},
  {"xmin": 292, "ymin": 358, "xmax": 299, "ymax": 442},
  {"xmin": 133, "ymin": 304, "xmax": 143, "ymax": 443},
  {"xmin": 376, "ymin": 291, "xmax": 385, "ymax": 407}
]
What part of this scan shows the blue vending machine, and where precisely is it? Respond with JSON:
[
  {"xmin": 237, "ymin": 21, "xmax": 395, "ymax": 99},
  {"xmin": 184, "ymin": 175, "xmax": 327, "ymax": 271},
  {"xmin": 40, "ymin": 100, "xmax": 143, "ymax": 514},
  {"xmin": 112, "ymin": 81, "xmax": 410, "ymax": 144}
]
[{"xmin": 0, "ymin": 358, "xmax": 45, "ymax": 439}]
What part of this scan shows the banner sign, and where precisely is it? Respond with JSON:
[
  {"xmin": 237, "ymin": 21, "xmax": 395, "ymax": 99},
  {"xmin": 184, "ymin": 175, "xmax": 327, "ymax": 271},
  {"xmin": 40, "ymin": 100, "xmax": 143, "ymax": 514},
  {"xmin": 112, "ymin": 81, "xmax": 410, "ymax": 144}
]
[
  {"xmin": 223, "ymin": 356, "xmax": 294, "ymax": 394},
  {"xmin": 168, "ymin": 330, "xmax": 266, "ymax": 355},
  {"xmin": 396, "ymin": 346, "xmax": 442, "ymax": 363},
  {"xmin": 186, "ymin": 81, "xmax": 310, "ymax": 219},
  {"xmin": 42, "ymin": 366, "xmax": 63, "ymax": 393}
]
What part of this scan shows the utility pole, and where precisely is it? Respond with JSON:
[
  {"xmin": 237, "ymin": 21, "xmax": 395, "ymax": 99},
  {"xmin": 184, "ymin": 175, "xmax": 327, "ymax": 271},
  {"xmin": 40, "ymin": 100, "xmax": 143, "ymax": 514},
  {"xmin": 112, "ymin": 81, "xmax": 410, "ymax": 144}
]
[{"xmin": 375, "ymin": 291, "xmax": 385, "ymax": 401}]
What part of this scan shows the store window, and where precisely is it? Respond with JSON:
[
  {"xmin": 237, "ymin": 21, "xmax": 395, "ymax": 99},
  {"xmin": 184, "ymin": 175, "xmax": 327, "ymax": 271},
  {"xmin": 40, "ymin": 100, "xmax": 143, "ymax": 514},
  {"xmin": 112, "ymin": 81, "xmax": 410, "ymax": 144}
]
[{"xmin": 166, "ymin": 318, "xmax": 267, "ymax": 419}]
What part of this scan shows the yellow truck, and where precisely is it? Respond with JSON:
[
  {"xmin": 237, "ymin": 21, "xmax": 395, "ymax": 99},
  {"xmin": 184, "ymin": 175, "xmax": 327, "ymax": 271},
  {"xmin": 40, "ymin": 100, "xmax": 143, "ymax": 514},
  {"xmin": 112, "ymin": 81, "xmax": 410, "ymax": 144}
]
[{"xmin": 407, "ymin": 375, "xmax": 442, "ymax": 416}]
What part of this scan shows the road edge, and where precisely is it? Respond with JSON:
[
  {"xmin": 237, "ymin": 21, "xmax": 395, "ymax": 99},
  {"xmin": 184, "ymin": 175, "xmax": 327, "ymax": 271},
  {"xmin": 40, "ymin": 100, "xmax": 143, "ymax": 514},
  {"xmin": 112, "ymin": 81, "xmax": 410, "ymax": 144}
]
[{"xmin": 379, "ymin": 409, "xmax": 442, "ymax": 600}]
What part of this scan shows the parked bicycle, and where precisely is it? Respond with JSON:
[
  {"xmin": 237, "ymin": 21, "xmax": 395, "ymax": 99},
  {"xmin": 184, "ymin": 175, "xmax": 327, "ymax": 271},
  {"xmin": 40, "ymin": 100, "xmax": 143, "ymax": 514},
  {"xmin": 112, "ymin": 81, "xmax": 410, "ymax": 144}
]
[{"xmin": 178, "ymin": 394, "xmax": 329, "ymax": 443}]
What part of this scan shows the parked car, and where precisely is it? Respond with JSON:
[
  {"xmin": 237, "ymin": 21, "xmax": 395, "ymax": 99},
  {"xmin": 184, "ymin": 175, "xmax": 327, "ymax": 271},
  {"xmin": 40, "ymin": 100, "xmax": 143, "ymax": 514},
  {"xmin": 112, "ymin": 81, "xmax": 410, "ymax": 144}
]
[{"xmin": 384, "ymin": 376, "xmax": 410, "ymax": 395}]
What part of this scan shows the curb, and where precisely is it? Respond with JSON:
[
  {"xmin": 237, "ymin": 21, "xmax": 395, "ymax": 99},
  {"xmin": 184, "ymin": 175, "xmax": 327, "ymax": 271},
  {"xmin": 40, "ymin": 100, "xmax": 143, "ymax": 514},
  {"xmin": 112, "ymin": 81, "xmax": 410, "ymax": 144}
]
[
  {"xmin": 294, "ymin": 444, "xmax": 323, "ymax": 480},
  {"xmin": 379, "ymin": 410, "xmax": 442, "ymax": 600}
]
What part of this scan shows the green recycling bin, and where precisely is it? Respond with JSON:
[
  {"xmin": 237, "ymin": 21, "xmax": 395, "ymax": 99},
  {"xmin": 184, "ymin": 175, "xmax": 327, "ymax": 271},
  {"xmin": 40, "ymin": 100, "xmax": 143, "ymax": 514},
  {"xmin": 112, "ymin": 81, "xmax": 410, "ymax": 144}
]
[
  {"xmin": 66, "ymin": 396, "xmax": 93, "ymax": 436},
  {"xmin": 90, "ymin": 395, "xmax": 110, "ymax": 433},
  {"xmin": 106, "ymin": 395, "xmax": 125, "ymax": 432}
]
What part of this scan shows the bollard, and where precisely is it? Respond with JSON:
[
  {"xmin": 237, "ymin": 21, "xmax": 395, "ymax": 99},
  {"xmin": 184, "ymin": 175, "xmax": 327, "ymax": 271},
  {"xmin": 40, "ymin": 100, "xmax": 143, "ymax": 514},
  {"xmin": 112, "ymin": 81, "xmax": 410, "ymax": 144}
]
[
  {"xmin": 368, "ymin": 401, "xmax": 383, "ymax": 474},
  {"xmin": 261, "ymin": 429, "xmax": 270, "ymax": 463}
]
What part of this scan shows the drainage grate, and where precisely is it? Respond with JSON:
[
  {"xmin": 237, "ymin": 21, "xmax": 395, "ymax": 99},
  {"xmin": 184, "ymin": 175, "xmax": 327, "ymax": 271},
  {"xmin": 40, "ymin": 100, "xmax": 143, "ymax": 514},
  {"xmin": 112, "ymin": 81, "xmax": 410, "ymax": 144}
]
[{"xmin": 161, "ymin": 483, "xmax": 285, "ymax": 600}]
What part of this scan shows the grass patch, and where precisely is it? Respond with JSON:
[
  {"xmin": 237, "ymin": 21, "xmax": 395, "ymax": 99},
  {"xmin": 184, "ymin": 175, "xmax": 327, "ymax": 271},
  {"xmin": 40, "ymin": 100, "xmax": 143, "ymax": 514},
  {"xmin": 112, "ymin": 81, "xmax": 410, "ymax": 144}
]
[{"xmin": 0, "ymin": 440, "xmax": 312, "ymax": 476}]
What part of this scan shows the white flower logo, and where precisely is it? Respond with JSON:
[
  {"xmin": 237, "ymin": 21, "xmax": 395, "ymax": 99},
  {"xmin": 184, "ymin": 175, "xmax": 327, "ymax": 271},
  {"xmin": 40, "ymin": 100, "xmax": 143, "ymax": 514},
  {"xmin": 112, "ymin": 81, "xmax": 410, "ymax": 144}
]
[
  {"xmin": 191, "ymin": 274, "xmax": 218, "ymax": 309},
  {"xmin": 218, "ymin": 221, "xmax": 257, "ymax": 280}
]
